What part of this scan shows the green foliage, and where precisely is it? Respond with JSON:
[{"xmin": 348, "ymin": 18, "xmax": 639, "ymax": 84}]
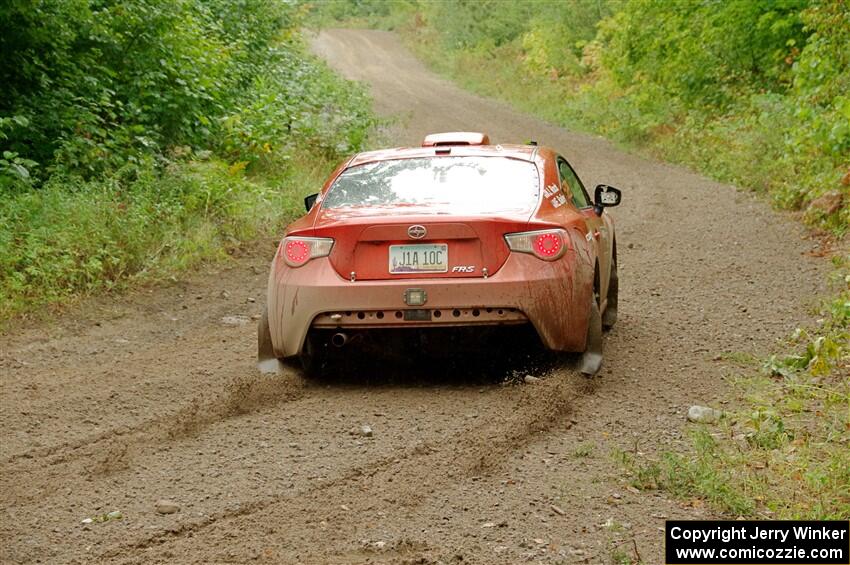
[
  {"xmin": 0, "ymin": 116, "xmax": 38, "ymax": 189},
  {"xmin": 0, "ymin": 154, "xmax": 334, "ymax": 319},
  {"xmin": 219, "ymin": 48, "xmax": 373, "ymax": 164},
  {"xmin": 419, "ymin": 0, "xmax": 535, "ymax": 50},
  {"xmin": 0, "ymin": 0, "xmax": 372, "ymax": 179},
  {"xmin": 615, "ymin": 436, "xmax": 757, "ymax": 517},
  {"xmin": 600, "ymin": 0, "xmax": 809, "ymax": 107},
  {"xmin": 766, "ymin": 264, "xmax": 849, "ymax": 379},
  {"xmin": 0, "ymin": 0, "xmax": 374, "ymax": 319},
  {"xmin": 616, "ymin": 263, "xmax": 849, "ymax": 519},
  {"xmin": 305, "ymin": 0, "xmax": 418, "ymax": 30},
  {"xmin": 333, "ymin": 0, "xmax": 848, "ymax": 234}
]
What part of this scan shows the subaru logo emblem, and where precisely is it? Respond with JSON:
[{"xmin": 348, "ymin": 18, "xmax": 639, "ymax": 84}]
[{"xmin": 407, "ymin": 225, "xmax": 427, "ymax": 239}]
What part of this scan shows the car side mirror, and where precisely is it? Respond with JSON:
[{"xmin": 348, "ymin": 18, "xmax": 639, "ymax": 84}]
[
  {"xmin": 594, "ymin": 184, "xmax": 621, "ymax": 214},
  {"xmin": 304, "ymin": 193, "xmax": 319, "ymax": 212}
]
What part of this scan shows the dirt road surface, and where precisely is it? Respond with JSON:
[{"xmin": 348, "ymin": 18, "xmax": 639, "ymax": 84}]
[{"xmin": 0, "ymin": 30, "xmax": 831, "ymax": 564}]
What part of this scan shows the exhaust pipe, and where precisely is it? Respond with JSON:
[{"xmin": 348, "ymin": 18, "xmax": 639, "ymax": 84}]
[{"xmin": 331, "ymin": 332, "xmax": 349, "ymax": 348}]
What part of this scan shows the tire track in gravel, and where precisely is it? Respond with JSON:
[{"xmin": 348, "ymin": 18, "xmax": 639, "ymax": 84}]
[
  {"xmin": 0, "ymin": 246, "xmax": 282, "ymax": 465},
  {"xmin": 2, "ymin": 370, "xmax": 303, "ymax": 466},
  {"xmin": 0, "ymin": 371, "xmax": 306, "ymax": 505},
  {"xmin": 95, "ymin": 371, "xmax": 589, "ymax": 564}
]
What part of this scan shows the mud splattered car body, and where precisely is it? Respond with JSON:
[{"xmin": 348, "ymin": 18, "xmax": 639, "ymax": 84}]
[{"xmin": 259, "ymin": 132, "xmax": 621, "ymax": 375}]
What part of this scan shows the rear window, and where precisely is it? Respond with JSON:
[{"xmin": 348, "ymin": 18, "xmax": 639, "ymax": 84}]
[{"xmin": 322, "ymin": 156, "xmax": 540, "ymax": 214}]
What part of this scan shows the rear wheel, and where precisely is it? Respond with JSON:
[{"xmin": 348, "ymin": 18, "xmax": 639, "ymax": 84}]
[
  {"xmin": 579, "ymin": 289, "xmax": 603, "ymax": 376},
  {"xmin": 299, "ymin": 333, "xmax": 325, "ymax": 379}
]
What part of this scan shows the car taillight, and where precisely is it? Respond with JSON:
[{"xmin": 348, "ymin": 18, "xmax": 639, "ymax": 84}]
[
  {"xmin": 504, "ymin": 229, "xmax": 568, "ymax": 261},
  {"xmin": 280, "ymin": 236, "xmax": 334, "ymax": 267}
]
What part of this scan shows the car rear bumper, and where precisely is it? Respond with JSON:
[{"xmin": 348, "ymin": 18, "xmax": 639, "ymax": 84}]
[{"xmin": 266, "ymin": 252, "xmax": 592, "ymax": 357}]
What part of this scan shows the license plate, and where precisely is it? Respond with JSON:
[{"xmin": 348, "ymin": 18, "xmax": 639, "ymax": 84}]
[{"xmin": 389, "ymin": 244, "xmax": 448, "ymax": 274}]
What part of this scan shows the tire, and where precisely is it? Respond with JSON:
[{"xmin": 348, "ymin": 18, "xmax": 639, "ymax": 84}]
[
  {"xmin": 579, "ymin": 289, "xmax": 603, "ymax": 376},
  {"xmin": 602, "ymin": 255, "xmax": 618, "ymax": 330},
  {"xmin": 298, "ymin": 333, "xmax": 324, "ymax": 379}
]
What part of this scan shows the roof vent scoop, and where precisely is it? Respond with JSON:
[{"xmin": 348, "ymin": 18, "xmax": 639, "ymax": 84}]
[{"xmin": 421, "ymin": 132, "xmax": 490, "ymax": 147}]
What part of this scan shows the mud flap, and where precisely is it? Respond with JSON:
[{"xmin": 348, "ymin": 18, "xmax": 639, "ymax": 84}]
[
  {"xmin": 257, "ymin": 305, "xmax": 284, "ymax": 374},
  {"xmin": 579, "ymin": 295, "xmax": 603, "ymax": 376}
]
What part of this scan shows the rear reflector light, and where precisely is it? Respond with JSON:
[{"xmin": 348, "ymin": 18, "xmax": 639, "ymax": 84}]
[
  {"xmin": 504, "ymin": 229, "xmax": 568, "ymax": 261},
  {"xmin": 280, "ymin": 236, "xmax": 334, "ymax": 267}
]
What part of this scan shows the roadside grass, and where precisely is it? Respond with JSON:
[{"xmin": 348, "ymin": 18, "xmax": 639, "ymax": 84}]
[
  {"xmin": 719, "ymin": 351, "xmax": 761, "ymax": 366},
  {"xmin": 614, "ymin": 262, "xmax": 849, "ymax": 519},
  {"xmin": 572, "ymin": 443, "xmax": 595, "ymax": 458},
  {"xmin": 0, "ymin": 152, "xmax": 334, "ymax": 322},
  {"xmin": 611, "ymin": 542, "xmax": 643, "ymax": 565},
  {"xmin": 603, "ymin": 519, "xmax": 644, "ymax": 565}
]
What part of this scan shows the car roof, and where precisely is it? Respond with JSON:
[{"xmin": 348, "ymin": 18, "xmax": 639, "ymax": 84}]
[{"xmin": 346, "ymin": 143, "xmax": 543, "ymax": 168}]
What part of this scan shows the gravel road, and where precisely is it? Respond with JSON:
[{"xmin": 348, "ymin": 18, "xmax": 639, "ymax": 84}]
[{"xmin": 0, "ymin": 29, "xmax": 830, "ymax": 564}]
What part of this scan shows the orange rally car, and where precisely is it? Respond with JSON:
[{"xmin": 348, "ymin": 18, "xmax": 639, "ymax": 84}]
[{"xmin": 258, "ymin": 132, "xmax": 621, "ymax": 375}]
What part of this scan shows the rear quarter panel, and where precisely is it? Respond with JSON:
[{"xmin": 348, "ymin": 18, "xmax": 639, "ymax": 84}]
[{"xmin": 531, "ymin": 149, "xmax": 595, "ymax": 320}]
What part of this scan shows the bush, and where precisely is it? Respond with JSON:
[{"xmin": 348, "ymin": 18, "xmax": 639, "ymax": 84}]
[
  {"xmin": 0, "ymin": 0, "xmax": 372, "ymax": 180},
  {"xmin": 0, "ymin": 151, "xmax": 343, "ymax": 319},
  {"xmin": 0, "ymin": 0, "xmax": 374, "ymax": 320},
  {"xmin": 350, "ymin": 0, "xmax": 848, "ymax": 234}
]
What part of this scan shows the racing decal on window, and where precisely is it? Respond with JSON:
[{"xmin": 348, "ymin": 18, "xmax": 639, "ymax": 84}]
[{"xmin": 543, "ymin": 183, "xmax": 567, "ymax": 209}]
